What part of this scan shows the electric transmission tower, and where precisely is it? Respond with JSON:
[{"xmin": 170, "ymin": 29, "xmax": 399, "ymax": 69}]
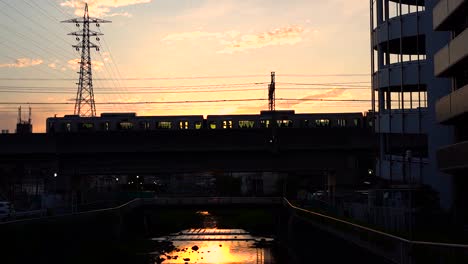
[
  {"xmin": 268, "ymin": 71, "xmax": 276, "ymax": 111},
  {"xmin": 62, "ymin": 3, "xmax": 111, "ymax": 117}
]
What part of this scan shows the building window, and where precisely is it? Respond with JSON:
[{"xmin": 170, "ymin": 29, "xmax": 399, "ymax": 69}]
[
  {"xmin": 118, "ymin": 122, "xmax": 134, "ymax": 130},
  {"xmin": 104, "ymin": 122, "xmax": 110, "ymax": 131},
  {"xmin": 337, "ymin": 119, "xmax": 346, "ymax": 127},
  {"xmin": 239, "ymin": 120, "xmax": 255, "ymax": 128},
  {"xmin": 66, "ymin": 123, "xmax": 71, "ymax": 132},
  {"xmin": 209, "ymin": 121, "xmax": 217, "ymax": 129},
  {"xmin": 156, "ymin": 121, "xmax": 172, "ymax": 129},
  {"xmin": 315, "ymin": 119, "xmax": 330, "ymax": 127},
  {"xmin": 179, "ymin": 121, "xmax": 189, "ymax": 130},
  {"xmin": 195, "ymin": 121, "xmax": 202, "ymax": 129},
  {"xmin": 302, "ymin": 119, "xmax": 309, "ymax": 128},
  {"xmin": 223, "ymin": 120, "xmax": 233, "ymax": 129}
]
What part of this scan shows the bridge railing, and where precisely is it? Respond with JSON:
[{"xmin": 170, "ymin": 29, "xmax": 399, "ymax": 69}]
[{"xmin": 283, "ymin": 198, "xmax": 468, "ymax": 264}]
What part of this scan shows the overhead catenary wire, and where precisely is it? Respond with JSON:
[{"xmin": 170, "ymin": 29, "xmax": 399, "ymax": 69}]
[
  {"xmin": 0, "ymin": 0, "xmax": 77, "ymax": 57},
  {"xmin": 0, "ymin": 98, "xmax": 372, "ymax": 105},
  {"xmin": 0, "ymin": 74, "xmax": 371, "ymax": 81}
]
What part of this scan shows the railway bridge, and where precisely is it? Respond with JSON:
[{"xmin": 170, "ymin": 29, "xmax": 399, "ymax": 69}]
[{"xmin": 0, "ymin": 127, "xmax": 386, "ymax": 199}]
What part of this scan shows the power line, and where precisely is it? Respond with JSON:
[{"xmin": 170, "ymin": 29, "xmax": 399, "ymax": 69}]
[
  {"xmin": 0, "ymin": 87, "xmax": 370, "ymax": 94},
  {"xmin": 0, "ymin": 83, "xmax": 266, "ymax": 89},
  {"xmin": 0, "ymin": 0, "xmax": 76, "ymax": 57},
  {"xmin": 0, "ymin": 98, "xmax": 372, "ymax": 105},
  {"xmin": 0, "ymin": 74, "xmax": 370, "ymax": 81}
]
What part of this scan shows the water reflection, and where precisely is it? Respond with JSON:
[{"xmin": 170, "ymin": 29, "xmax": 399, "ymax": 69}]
[{"xmin": 151, "ymin": 229, "xmax": 274, "ymax": 263}]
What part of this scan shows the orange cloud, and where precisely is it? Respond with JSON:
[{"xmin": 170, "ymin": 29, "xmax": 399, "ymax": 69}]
[
  {"xmin": 162, "ymin": 31, "xmax": 240, "ymax": 42},
  {"xmin": 234, "ymin": 88, "xmax": 347, "ymax": 114},
  {"xmin": 60, "ymin": 0, "xmax": 151, "ymax": 17},
  {"xmin": 0, "ymin": 58, "xmax": 43, "ymax": 68},
  {"xmin": 219, "ymin": 26, "xmax": 307, "ymax": 54},
  {"xmin": 162, "ymin": 26, "xmax": 307, "ymax": 54}
]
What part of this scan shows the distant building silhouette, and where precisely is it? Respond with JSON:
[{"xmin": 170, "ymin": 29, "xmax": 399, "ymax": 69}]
[{"xmin": 16, "ymin": 106, "xmax": 32, "ymax": 134}]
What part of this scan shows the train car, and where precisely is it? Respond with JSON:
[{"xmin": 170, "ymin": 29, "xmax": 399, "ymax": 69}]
[
  {"xmin": 206, "ymin": 114, "xmax": 261, "ymax": 129},
  {"xmin": 46, "ymin": 113, "xmax": 204, "ymax": 133},
  {"xmin": 294, "ymin": 112, "xmax": 365, "ymax": 128},
  {"xmin": 46, "ymin": 111, "xmax": 367, "ymax": 133}
]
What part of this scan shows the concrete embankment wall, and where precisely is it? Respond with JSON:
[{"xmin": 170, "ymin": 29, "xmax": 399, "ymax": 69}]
[{"xmin": 0, "ymin": 201, "xmax": 145, "ymax": 264}]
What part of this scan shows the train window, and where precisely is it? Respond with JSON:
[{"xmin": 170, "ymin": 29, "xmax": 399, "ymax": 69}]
[
  {"xmin": 209, "ymin": 121, "xmax": 217, "ymax": 129},
  {"xmin": 195, "ymin": 121, "xmax": 202, "ymax": 129},
  {"xmin": 239, "ymin": 120, "xmax": 255, "ymax": 128},
  {"xmin": 337, "ymin": 119, "xmax": 347, "ymax": 127},
  {"xmin": 157, "ymin": 121, "xmax": 172, "ymax": 129},
  {"xmin": 118, "ymin": 122, "xmax": 134, "ymax": 130},
  {"xmin": 65, "ymin": 123, "xmax": 71, "ymax": 132},
  {"xmin": 260, "ymin": 120, "xmax": 270, "ymax": 128},
  {"xmin": 179, "ymin": 121, "xmax": 189, "ymax": 130},
  {"xmin": 104, "ymin": 122, "xmax": 110, "ymax": 131},
  {"xmin": 354, "ymin": 119, "xmax": 361, "ymax": 127},
  {"xmin": 315, "ymin": 119, "xmax": 330, "ymax": 127},
  {"xmin": 79, "ymin": 123, "xmax": 94, "ymax": 131},
  {"xmin": 277, "ymin": 120, "xmax": 293, "ymax": 128},
  {"xmin": 223, "ymin": 120, "xmax": 233, "ymax": 129},
  {"xmin": 302, "ymin": 119, "xmax": 309, "ymax": 128},
  {"xmin": 140, "ymin": 121, "xmax": 150, "ymax": 130}
]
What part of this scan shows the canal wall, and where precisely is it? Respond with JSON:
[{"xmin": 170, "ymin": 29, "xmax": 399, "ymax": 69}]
[{"xmin": 0, "ymin": 199, "xmax": 145, "ymax": 264}]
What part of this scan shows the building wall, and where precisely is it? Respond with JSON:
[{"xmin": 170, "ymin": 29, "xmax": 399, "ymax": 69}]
[
  {"xmin": 433, "ymin": 0, "xmax": 468, "ymax": 225},
  {"xmin": 371, "ymin": 0, "xmax": 454, "ymax": 209},
  {"xmin": 424, "ymin": 0, "xmax": 454, "ymax": 209}
]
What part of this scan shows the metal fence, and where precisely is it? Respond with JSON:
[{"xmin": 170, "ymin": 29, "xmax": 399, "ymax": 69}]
[{"xmin": 283, "ymin": 198, "xmax": 468, "ymax": 264}]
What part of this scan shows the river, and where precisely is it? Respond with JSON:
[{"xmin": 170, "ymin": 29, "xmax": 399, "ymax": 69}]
[{"xmin": 146, "ymin": 210, "xmax": 279, "ymax": 264}]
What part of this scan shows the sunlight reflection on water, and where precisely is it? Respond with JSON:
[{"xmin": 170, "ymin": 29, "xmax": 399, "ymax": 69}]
[{"xmin": 151, "ymin": 228, "xmax": 275, "ymax": 264}]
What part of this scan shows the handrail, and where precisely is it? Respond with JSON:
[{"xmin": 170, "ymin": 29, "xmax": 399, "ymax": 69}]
[
  {"xmin": 0, "ymin": 198, "xmax": 141, "ymax": 225},
  {"xmin": 283, "ymin": 197, "xmax": 468, "ymax": 249}
]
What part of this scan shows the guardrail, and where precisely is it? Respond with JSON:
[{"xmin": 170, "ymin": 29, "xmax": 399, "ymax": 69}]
[
  {"xmin": 0, "ymin": 198, "xmax": 142, "ymax": 225},
  {"xmin": 283, "ymin": 198, "xmax": 468, "ymax": 264},
  {"xmin": 0, "ymin": 197, "xmax": 281, "ymax": 224}
]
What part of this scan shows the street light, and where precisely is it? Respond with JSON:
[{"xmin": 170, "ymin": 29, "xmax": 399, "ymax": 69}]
[{"xmin": 53, "ymin": 172, "xmax": 58, "ymax": 178}]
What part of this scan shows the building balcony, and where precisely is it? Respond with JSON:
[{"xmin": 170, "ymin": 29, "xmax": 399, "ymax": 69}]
[
  {"xmin": 434, "ymin": 27, "xmax": 468, "ymax": 77},
  {"xmin": 373, "ymin": 61, "xmax": 429, "ymax": 90},
  {"xmin": 377, "ymin": 155, "xmax": 429, "ymax": 182},
  {"xmin": 373, "ymin": 12, "xmax": 427, "ymax": 55},
  {"xmin": 433, "ymin": 0, "xmax": 467, "ymax": 31},
  {"xmin": 388, "ymin": 0, "xmax": 424, "ymax": 5},
  {"xmin": 436, "ymin": 84, "xmax": 468, "ymax": 124},
  {"xmin": 375, "ymin": 109, "xmax": 428, "ymax": 134},
  {"xmin": 437, "ymin": 141, "xmax": 468, "ymax": 173}
]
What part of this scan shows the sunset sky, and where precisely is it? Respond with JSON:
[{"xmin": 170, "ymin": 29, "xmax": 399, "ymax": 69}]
[{"xmin": 0, "ymin": 0, "xmax": 371, "ymax": 132}]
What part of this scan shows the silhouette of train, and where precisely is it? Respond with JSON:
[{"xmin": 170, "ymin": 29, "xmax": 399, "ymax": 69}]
[{"xmin": 46, "ymin": 110, "xmax": 372, "ymax": 133}]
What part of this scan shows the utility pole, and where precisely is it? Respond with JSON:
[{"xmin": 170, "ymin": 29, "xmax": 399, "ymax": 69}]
[
  {"xmin": 62, "ymin": 3, "xmax": 111, "ymax": 117},
  {"xmin": 268, "ymin": 72, "xmax": 276, "ymax": 111}
]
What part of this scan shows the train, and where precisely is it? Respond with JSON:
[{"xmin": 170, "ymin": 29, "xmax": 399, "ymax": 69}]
[{"xmin": 46, "ymin": 110, "xmax": 372, "ymax": 133}]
